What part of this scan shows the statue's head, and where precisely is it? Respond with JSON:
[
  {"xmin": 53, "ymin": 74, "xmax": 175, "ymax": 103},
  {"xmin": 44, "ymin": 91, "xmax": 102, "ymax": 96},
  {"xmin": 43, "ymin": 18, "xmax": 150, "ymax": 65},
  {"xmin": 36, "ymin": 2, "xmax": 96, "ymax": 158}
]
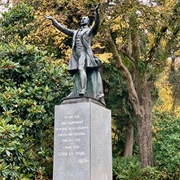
[{"xmin": 80, "ymin": 16, "xmax": 90, "ymax": 26}]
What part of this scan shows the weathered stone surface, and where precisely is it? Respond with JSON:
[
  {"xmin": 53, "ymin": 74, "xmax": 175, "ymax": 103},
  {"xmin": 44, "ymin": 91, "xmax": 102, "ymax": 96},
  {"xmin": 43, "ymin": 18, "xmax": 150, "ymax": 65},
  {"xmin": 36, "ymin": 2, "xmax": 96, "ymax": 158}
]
[{"xmin": 53, "ymin": 99, "xmax": 112, "ymax": 180}]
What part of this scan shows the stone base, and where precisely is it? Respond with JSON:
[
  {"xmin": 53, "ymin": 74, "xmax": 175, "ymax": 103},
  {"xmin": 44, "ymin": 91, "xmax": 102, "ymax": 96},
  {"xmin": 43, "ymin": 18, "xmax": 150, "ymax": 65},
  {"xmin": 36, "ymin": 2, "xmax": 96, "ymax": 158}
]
[{"xmin": 53, "ymin": 98, "xmax": 112, "ymax": 180}]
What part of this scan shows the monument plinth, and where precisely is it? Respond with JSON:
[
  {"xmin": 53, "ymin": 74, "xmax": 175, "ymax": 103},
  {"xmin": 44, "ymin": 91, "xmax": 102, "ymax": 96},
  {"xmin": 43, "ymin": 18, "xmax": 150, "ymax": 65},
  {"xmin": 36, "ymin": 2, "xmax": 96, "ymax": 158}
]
[{"xmin": 53, "ymin": 98, "xmax": 112, "ymax": 180}]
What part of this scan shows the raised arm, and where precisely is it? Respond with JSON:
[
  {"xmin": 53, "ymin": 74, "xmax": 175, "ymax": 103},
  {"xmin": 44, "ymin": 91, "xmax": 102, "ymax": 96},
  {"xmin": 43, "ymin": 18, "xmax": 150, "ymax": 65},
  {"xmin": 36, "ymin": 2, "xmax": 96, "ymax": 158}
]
[
  {"xmin": 45, "ymin": 16, "xmax": 74, "ymax": 37},
  {"xmin": 90, "ymin": 3, "xmax": 100, "ymax": 36}
]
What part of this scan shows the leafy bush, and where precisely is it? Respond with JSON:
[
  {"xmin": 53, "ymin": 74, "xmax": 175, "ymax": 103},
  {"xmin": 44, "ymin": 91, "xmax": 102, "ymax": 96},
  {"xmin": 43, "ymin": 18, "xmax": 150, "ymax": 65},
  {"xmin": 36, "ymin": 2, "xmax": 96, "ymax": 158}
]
[
  {"xmin": 153, "ymin": 112, "xmax": 180, "ymax": 179},
  {"xmin": 0, "ymin": 3, "xmax": 34, "ymax": 41},
  {"xmin": 113, "ymin": 156, "xmax": 162, "ymax": 180},
  {"xmin": 0, "ymin": 42, "xmax": 71, "ymax": 179},
  {"xmin": 113, "ymin": 157, "xmax": 141, "ymax": 180}
]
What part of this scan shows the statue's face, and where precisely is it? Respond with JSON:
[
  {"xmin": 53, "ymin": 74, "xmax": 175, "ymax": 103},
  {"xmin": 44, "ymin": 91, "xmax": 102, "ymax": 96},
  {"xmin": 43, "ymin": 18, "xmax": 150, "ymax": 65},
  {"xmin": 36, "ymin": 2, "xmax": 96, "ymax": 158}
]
[{"xmin": 80, "ymin": 16, "xmax": 89, "ymax": 26}]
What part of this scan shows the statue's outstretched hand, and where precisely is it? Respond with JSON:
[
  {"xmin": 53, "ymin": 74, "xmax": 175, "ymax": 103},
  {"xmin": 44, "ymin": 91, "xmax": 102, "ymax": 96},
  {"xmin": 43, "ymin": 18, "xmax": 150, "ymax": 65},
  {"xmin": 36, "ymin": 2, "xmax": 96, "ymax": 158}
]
[
  {"xmin": 45, "ymin": 16, "xmax": 53, "ymax": 20},
  {"xmin": 95, "ymin": 3, "xmax": 101, "ymax": 12}
]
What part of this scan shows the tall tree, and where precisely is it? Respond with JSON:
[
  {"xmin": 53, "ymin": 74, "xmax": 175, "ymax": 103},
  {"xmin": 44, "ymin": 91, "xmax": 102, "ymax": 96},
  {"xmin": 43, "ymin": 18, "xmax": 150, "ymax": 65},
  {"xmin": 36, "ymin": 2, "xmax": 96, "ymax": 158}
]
[{"xmin": 99, "ymin": 0, "xmax": 180, "ymax": 167}]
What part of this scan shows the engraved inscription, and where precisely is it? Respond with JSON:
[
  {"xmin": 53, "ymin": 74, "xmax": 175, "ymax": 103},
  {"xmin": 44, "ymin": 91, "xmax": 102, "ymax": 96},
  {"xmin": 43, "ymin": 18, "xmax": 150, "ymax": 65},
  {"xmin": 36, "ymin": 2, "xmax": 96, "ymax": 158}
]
[{"xmin": 55, "ymin": 113, "xmax": 89, "ymax": 164}]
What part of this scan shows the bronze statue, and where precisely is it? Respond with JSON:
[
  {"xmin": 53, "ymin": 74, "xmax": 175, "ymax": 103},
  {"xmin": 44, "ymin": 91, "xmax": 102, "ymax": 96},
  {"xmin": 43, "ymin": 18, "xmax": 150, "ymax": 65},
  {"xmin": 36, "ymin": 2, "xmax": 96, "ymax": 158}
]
[{"xmin": 45, "ymin": 3, "xmax": 105, "ymax": 105}]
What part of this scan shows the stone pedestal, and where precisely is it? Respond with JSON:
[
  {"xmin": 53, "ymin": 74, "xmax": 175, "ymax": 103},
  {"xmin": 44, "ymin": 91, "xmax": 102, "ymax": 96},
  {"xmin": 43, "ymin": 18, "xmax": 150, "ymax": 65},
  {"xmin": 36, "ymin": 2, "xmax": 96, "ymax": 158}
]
[{"xmin": 53, "ymin": 98, "xmax": 112, "ymax": 180}]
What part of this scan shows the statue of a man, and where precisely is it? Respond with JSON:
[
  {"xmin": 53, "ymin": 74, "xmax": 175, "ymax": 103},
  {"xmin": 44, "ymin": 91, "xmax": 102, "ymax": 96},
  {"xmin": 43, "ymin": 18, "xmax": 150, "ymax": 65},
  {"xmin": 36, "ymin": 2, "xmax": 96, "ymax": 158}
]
[{"xmin": 45, "ymin": 3, "xmax": 105, "ymax": 105}]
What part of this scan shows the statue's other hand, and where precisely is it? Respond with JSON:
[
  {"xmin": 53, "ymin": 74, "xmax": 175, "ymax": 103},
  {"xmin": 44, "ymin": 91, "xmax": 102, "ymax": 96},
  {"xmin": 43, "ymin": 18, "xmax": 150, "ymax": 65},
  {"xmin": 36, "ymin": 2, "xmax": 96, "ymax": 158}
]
[
  {"xmin": 95, "ymin": 2, "xmax": 101, "ymax": 11},
  {"xmin": 45, "ymin": 16, "xmax": 53, "ymax": 20}
]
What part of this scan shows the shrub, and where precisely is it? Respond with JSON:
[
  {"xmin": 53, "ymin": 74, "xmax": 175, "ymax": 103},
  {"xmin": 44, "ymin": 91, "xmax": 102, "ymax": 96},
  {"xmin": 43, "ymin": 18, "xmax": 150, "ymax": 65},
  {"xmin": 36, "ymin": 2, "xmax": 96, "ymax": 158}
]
[
  {"xmin": 113, "ymin": 156, "xmax": 162, "ymax": 180},
  {"xmin": 0, "ymin": 42, "xmax": 71, "ymax": 179},
  {"xmin": 153, "ymin": 112, "xmax": 180, "ymax": 179}
]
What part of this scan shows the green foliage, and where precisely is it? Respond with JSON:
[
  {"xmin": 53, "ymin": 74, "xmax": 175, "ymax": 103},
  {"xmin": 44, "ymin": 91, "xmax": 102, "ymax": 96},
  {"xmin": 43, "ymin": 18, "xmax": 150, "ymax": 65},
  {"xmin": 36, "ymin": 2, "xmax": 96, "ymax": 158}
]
[
  {"xmin": 0, "ymin": 1, "xmax": 74, "ymax": 178},
  {"xmin": 0, "ymin": 3, "xmax": 34, "ymax": 42},
  {"xmin": 137, "ymin": 60, "xmax": 146, "ymax": 75},
  {"xmin": 0, "ymin": 42, "xmax": 71, "ymax": 179},
  {"xmin": 113, "ymin": 156, "xmax": 161, "ymax": 180},
  {"xmin": 113, "ymin": 157, "xmax": 141, "ymax": 180},
  {"xmin": 0, "ymin": 117, "xmax": 47, "ymax": 179},
  {"xmin": 104, "ymin": 64, "xmax": 132, "ymax": 117},
  {"xmin": 153, "ymin": 112, "xmax": 180, "ymax": 179},
  {"xmin": 103, "ymin": 63, "xmax": 136, "ymax": 157},
  {"xmin": 169, "ymin": 66, "xmax": 180, "ymax": 107}
]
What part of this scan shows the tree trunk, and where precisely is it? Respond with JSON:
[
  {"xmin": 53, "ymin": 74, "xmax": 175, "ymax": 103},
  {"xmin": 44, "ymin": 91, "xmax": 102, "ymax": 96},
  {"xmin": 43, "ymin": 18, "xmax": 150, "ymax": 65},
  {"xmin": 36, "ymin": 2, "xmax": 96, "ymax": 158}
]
[
  {"xmin": 124, "ymin": 123, "xmax": 134, "ymax": 158},
  {"xmin": 137, "ymin": 82, "xmax": 154, "ymax": 167}
]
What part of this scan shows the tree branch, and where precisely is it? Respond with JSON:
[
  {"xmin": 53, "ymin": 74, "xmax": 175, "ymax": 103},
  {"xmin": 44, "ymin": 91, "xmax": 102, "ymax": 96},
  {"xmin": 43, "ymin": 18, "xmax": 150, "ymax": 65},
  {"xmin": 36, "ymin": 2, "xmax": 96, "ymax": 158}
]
[
  {"xmin": 147, "ymin": 26, "xmax": 167, "ymax": 61},
  {"xmin": 120, "ymin": 49, "xmax": 136, "ymax": 68},
  {"xmin": 105, "ymin": 31, "xmax": 143, "ymax": 119}
]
